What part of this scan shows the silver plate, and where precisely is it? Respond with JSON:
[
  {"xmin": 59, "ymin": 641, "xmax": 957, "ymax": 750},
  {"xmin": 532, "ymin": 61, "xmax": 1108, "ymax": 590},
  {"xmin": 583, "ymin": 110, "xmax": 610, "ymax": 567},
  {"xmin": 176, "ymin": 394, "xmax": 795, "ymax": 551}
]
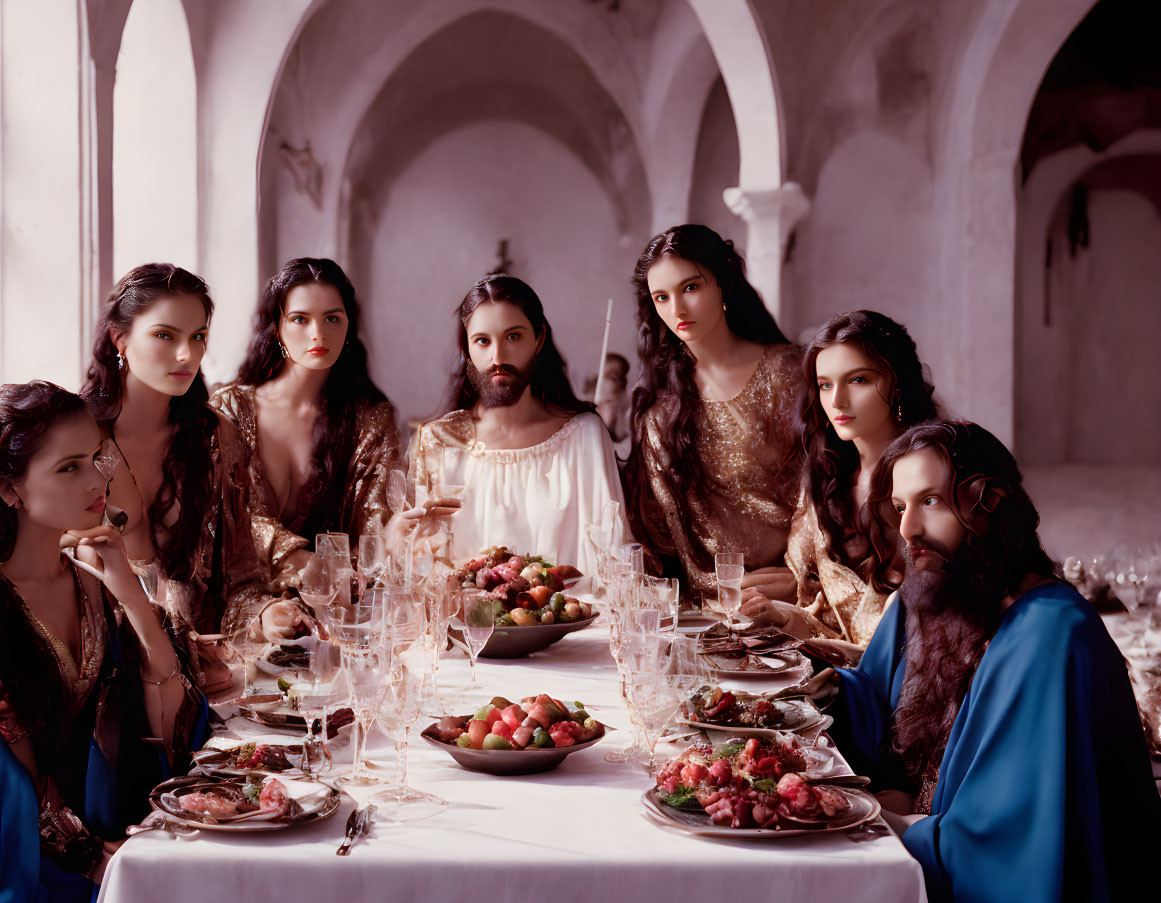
[{"xmin": 641, "ymin": 786, "xmax": 880, "ymax": 839}]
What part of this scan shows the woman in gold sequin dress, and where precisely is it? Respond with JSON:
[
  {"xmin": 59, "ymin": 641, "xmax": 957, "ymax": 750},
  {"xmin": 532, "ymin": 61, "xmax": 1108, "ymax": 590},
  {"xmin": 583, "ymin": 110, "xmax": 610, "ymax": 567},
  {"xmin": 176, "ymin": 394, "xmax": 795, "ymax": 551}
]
[
  {"xmin": 624, "ymin": 225, "xmax": 805, "ymax": 599},
  {"xmin": 742, "ymin": 311, "xmax": 939, "ymax": 654}
]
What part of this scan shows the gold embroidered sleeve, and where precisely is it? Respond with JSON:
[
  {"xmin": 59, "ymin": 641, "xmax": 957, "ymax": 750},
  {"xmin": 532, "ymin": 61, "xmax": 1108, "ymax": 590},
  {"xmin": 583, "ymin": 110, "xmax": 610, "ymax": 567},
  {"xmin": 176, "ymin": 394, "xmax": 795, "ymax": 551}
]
[{"xmin": 347, "ymin": 401, "xmax": 404, "ymax": 540}]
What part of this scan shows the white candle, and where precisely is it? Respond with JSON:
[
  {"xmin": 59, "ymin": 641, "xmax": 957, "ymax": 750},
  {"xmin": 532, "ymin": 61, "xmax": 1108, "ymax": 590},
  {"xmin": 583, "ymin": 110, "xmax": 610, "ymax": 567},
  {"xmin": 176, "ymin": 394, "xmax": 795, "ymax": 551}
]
[{"xmin": 592, "ymin": 298, "xmax": 614, "ymax": 405}]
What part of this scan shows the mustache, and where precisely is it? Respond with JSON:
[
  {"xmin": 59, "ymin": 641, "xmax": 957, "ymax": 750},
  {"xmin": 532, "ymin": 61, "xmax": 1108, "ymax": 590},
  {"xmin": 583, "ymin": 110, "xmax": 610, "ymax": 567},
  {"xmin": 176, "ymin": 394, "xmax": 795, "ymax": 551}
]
[
  {"xmin": 903, "ymin": 539, "xmax": 950, "ymax": 567},
  {"xmin": 485, "ymin": 364, "xmax": 521, "ymax": 379}
]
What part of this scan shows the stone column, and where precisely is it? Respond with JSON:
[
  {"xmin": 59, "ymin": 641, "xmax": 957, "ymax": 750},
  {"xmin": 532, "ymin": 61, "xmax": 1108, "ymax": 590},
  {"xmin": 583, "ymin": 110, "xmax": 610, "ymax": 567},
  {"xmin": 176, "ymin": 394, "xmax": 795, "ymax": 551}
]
[{"xmin": 723, "ymin": 182, "xmax": 810, "ymax": 329}]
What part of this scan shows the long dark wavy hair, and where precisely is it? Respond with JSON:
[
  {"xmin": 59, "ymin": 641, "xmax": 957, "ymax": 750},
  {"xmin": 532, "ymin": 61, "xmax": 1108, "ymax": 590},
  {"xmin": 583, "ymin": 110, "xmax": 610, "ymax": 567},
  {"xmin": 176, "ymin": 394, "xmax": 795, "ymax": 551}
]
[
  {"xmin": 439, "ymin": 274, "xmax": 593, "ymax": 417},
  {"xmin": 235, "ymin": 257, "xmax": 387, "ymax": 542},
  {"xmin": 624, "ymin": 224, "xmax": 790, "ymax": 533},
  {"xmin": 866, "ymin": 420, "xmax": 1059, "ymax": 783},
  {"xmin": 797, "ymin": 311, "xmax": 938, "ymax": 573},
  {"xmin": 0, "ymin": 381, "xmax": 90, "ymax": 763},
  {"xmin": 82, "ymin": 264, "xmax": 217, "ymax": 584},
  {"xmin": 866, "ymin": 420, "xmax": 1060, "ymax": 595}
]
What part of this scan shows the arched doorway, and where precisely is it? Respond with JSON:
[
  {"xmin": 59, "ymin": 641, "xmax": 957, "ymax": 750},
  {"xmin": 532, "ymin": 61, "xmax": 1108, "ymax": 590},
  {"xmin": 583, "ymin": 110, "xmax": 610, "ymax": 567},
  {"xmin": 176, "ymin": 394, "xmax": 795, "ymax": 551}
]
[
  {"xmin": 113, "ymin": 0, "xmax": 198, "ymax": 277},
  {"xmin": 1015, "ymin": 0, "xmax": 1161, "ymax": 467}
]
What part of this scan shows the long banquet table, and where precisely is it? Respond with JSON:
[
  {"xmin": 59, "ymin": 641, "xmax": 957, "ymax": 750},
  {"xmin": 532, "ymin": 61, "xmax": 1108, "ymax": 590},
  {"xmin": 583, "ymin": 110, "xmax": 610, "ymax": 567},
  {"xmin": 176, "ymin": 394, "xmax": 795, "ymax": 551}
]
[{"xmin": 97, "ymin": 620, "xmax": 928, "ymax": 903}]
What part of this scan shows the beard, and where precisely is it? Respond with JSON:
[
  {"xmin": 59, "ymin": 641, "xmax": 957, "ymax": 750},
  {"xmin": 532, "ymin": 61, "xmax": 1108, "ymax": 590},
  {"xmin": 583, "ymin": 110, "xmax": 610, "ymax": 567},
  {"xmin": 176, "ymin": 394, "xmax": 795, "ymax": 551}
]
[
  {"xmin": 890, "ymin": 534, "xmax": 1005, "ymax": 785},
  {"xmin": 467, "ymin": 361, "xmax": 531, "ymax": 408}
]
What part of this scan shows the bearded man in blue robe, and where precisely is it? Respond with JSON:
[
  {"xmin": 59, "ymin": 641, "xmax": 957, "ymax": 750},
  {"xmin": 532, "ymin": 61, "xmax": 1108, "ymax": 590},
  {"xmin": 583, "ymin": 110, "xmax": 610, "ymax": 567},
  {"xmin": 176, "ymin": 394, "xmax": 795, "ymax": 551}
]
[{"xmin": 828, "ymin": 420, "xmax": 1159, "ymax": 903}]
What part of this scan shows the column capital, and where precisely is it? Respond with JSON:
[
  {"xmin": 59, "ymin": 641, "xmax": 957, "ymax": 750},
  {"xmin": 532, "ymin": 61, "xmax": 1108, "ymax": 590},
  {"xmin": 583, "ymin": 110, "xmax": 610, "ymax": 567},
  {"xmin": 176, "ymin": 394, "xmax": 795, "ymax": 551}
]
[{"xmin": 723, "ymin": 182, "xmax": 811, "ymax": 233}]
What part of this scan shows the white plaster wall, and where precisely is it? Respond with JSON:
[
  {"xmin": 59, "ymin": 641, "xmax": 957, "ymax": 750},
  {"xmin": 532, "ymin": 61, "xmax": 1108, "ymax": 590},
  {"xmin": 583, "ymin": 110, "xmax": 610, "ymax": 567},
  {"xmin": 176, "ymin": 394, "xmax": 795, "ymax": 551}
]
[
  {"xmin": 112, "ymin": 0, "xmax": 197, "ymax": 278},
  {"xmin": 364, "ymin": 121, "xmax": 640, "ymax": 428},
  {"xmin": 793, "ymin": 130, "xmax": 947, "ymax": 401},
  {"xmin": 0, "ymin": 0, "xmax": 86, "ymax": 390},
  {"xmin": 1062, "ymin": 190, "xmax": 1161, "ymax": 465}
]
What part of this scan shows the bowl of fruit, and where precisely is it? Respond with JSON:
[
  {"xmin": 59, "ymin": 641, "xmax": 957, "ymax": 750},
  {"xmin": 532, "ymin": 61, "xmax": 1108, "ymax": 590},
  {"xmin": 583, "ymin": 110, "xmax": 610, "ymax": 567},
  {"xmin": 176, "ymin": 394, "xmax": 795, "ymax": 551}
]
[
  {"xmin": 453, "ymin": 548, "xmax": 598, "ymax": 658},
  {"xmin": 421, "ymin": 694, "xmax": 605, "ymax": 775}
]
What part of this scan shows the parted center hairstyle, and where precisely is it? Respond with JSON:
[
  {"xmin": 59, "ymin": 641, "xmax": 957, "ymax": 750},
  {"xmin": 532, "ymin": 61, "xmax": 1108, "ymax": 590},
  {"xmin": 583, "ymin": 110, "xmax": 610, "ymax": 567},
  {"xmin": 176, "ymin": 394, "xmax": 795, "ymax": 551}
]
[
  {"xmin": 236, "ymin": 257, "xmax": 387, "ymax": 541},
  {"xmin": 865, "ymin": 419, "xmax": 1059, "ymax": 595},
  {"xmin": 0, "ymin": 381, "xmax": 91, "ymax": 764},
  {"xmin": 797, "ymin": 310, "xmax": 938, "ymax": 572},
  {"xmin": 624, "ymin": 224, "xmax": 790, "ymax": 528},
  {"xmin": 82, "ymin": 263, "xmax": 217, "ymax": 584},
  {"xmin": 439, "ymin": 273, "xmax": 593, "ymax": 417}
]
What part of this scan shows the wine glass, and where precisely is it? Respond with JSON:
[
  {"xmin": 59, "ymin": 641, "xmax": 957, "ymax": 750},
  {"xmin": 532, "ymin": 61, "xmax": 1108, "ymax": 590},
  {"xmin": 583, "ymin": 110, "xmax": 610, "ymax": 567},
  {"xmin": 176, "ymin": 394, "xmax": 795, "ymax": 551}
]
[
  {"xmin": 336, "ymin": 645, "xmax": 388, "ymax": 787},
  {"xmin": 440, "ymin": 445, "xmax": 468, "ymax": 502},
  {"xmin": 341, "ymin": 586, "xmax": 388, "ymax": 649},
  {"xmin": 285, "ymin": 636, "xmax": 343, "ymax": 776},
  {"xmin": 370, "ymin": 649, "xmax": 448, "ymax": 819},
  {"xmin": 629, "ymin": 679, "xmax": 686, "ymax": 772},
  {"xmin": 220, "ymin": 603, "xmax": 265, "ymax": 698},
  {"xmin": 358, "ymin": 533, "xmax": 392, "ymax": 591},
  {"xmin": 317, "ymin": 532, "xmax": 355, "ymax": 609},
  {"xmin": 715, "ymin": 552, "xmax": 745, "ymax": 631},
  {"xmin": 458, "ymin": 588, "xmax": 495, "ymax": 689},
  {"xmin": 639, "ymin": 575, "xmax": 680, "ymax": 635},
  {"xmin": 423, "ymin": 569, "xmax": 458, "ymax": 714}
]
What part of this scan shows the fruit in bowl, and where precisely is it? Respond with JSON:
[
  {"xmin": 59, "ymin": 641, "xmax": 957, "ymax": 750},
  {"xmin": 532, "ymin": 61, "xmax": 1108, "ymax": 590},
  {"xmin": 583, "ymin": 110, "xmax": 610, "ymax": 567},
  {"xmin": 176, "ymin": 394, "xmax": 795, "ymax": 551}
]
[
  {"xmin": 421, "ymin": 694, "xmax": 606, "ymax": 775},
  {"xmin": 433, "ymin": 694, "xmax": 602, "ymax": 750},
  {"xmin": 456, "ymin": 548, "xmax": 589, "ymax": 626}
]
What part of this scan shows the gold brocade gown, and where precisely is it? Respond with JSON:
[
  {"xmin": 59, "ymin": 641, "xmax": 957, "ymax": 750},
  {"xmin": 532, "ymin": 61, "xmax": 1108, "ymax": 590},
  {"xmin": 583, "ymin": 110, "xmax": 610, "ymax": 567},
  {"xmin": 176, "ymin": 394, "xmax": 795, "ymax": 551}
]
[
  {"xmin": 634, "ymin": 344, "xmax": 805, "ymax": 597},
  {"xmin": 211, "ymin": 384, "xmax": 404, "ymax": 557},
  {"xmin": 783, "ymin": 492, "xmax": 889, "ymax": 646}
]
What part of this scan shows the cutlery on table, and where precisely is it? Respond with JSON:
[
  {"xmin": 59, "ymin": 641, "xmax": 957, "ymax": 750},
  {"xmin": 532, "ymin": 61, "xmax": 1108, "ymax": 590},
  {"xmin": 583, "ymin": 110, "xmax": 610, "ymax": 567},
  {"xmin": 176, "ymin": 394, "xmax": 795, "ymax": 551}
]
[{"xmin": 336, "ymin": 805, "xmax": 372, "ymax": 856}]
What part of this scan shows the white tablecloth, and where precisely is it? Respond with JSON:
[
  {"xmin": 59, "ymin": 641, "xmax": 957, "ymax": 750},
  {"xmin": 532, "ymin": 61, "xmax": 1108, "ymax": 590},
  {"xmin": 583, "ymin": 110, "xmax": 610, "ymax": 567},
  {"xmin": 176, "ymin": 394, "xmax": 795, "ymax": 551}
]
[{"xmin": 98, "ymin": 623, "xmax": 928, "ymax": 903}]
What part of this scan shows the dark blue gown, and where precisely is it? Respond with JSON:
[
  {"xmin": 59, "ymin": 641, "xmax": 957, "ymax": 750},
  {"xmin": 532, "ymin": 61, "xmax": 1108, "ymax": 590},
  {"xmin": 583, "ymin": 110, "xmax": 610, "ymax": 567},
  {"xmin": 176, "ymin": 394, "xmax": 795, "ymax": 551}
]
[
  {"xmin": 0, "ymin": 588, "xmax": 208, "ymax": 903},
  {"xmin": 832, "ymin": 582, "xmax": 1161, "ymax": 902}
]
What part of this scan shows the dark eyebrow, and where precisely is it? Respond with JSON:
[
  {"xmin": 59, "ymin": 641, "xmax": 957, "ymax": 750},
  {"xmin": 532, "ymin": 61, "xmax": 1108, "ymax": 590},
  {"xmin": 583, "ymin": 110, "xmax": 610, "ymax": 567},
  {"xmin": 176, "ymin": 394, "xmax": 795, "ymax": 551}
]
[
  {"xmin": 651, "ymin": 274, "xmax": 703, "ymax": 296},
  {"xmin": 286, "ymin": 308, "xmax": 345, "ymax": 317},
  {"xmin": 816, "ymin": 366, "xmax": 880, "ymax": 381},
  {"xmin": 150, "ymin": 323, "xmax": 207, "ymax": 333}
]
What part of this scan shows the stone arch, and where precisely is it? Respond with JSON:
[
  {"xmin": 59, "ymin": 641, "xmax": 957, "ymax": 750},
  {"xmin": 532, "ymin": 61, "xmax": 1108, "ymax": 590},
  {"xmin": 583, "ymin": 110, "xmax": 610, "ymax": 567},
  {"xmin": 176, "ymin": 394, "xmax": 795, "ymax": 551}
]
[
  {"xmin": 684, "ymin": 0, "xmax": 784, "ymax": 189},
  {"xmin": 935, "ymin": 0, "xmax": 1098, "ymax": 444},
  {"xmin": 337, "ymin": 10, "xmax": 653, "ymax": 289}
]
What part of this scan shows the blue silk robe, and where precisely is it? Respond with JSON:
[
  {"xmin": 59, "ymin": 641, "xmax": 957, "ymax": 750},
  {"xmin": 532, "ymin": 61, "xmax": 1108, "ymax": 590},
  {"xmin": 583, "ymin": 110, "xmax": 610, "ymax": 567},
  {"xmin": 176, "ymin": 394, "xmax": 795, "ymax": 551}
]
[{"xmin": 833, "ymin": 582, "xmax": 1160, "ymax": 903}]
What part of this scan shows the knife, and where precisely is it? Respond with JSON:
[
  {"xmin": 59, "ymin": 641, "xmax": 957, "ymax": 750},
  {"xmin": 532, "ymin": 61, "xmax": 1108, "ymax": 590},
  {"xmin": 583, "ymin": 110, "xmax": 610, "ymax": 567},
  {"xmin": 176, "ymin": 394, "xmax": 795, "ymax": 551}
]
[{"xmin": 336, "ymin": 806, "xmax": 370, "ymax": 856}]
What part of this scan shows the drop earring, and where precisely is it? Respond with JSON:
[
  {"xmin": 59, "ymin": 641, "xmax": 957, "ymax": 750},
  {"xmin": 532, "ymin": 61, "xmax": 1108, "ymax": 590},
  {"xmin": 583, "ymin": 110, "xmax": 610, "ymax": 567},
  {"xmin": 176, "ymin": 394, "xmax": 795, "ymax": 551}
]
[
  {"xmin": 895, "ymin": 403, "xmax": 904, "ymax": 422},
  {"xmin": 116, "ymin": 350, "xmax": 125, "ymax": 370},
  {"xmin": 278, "ymin": 341, "xmax": 289, "ymax": 359}
]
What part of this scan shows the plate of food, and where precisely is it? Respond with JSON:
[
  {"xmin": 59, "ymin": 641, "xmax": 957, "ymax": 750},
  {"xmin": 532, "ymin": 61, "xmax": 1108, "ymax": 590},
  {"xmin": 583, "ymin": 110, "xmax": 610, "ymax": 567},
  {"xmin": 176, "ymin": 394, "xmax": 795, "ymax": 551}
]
[
  {"xmin": 421, "ymin": 694, "xmax": 605, "ymax": 775},
  {"xmin": 643, "ymin": 737, "xmax": 878, "ymax": 838},
  {"xmin": 452, "ymin": 547, "xmax": 596, "ymax": 658},
  {"xmin": 191, "ymin": 739, "xmax": 307, "ymax": 778},
  {"xmin": 701, "ymin": 647, "xmax": 810, "ymax": 678},
  {"xmin": 235, "ymin": 695, "xmax": 354, "ymax": 737},
  {"xmin": 149, "ymin": 775, "xmax": 341, "ymax": 832},
  {"xmin": 680, "ymin": 686, "xmax": 826, "ymax": 735},
  {"xmin": 252, "ymin": 643, "xmax": 310, "ymax": 676}
]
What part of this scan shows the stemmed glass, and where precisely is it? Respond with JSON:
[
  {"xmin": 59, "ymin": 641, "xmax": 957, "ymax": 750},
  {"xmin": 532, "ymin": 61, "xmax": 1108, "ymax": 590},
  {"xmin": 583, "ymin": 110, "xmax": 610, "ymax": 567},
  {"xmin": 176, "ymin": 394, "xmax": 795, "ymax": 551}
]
[
  {"xmin": 714, "ymin": 552, "xmax": 745, "ymax": 631},
  {"xmin": 639, "ymin": 575, "xmax": 680, "ymax": 636},
  {"xmin": 458, "ymin": 588, "xmax": 494, "ymax": 690},
  {"xmin": 336, "ymin": 645, "xmax": 388, "ymax": 787},
  {"xmin": 285, "ymin": 636, "xmax": 343, "ymax": 776},
  {"xmin": 370, "ymin": 646, "xmax": 447, "ymax": 818},
  {"xmin": 423, "ymin": 569, "xmax": 458, "ymax": 714}
]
